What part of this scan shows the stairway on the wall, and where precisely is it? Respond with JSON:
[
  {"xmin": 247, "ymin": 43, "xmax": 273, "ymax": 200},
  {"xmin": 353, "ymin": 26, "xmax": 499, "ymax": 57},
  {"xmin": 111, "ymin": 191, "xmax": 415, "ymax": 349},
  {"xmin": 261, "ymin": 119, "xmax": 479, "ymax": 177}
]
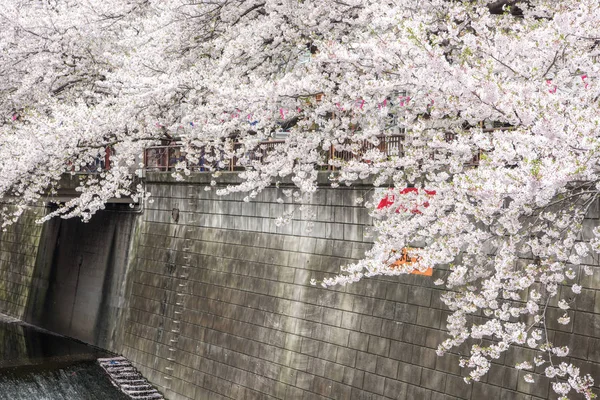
[
  {"xmin": 98, "ymin": 357, "xmax": 164, "ymax": 399},
  {"xmin": 163, "ymin": 231, "xmax": 194, "ymax": 391}
]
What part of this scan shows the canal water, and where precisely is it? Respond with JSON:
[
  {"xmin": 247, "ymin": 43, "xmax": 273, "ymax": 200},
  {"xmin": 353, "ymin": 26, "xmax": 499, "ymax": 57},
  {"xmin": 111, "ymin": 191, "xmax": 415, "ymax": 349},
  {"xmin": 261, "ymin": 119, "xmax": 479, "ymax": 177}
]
[{"xmin": 0, "ymin": 315, "xmax": 130, "ymax": 399}]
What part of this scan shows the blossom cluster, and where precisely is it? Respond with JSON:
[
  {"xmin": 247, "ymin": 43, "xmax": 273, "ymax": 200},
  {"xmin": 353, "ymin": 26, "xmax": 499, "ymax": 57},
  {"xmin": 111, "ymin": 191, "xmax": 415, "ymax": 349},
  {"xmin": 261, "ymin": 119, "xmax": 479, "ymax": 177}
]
[{"xmin": 1, "ymin": 1, "xmax": 599, "ymax": 397}]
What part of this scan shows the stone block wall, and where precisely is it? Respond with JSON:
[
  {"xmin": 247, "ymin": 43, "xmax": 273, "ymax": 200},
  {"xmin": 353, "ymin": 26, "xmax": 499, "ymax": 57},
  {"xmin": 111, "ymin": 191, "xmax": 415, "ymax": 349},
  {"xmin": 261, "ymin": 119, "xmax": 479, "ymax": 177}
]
[
  {"xmin": 0, "ymin": 173, "xmax": 598, "ymax": 400},
  {"xmin": 0, "ymin": 206, "xmax": 46, "ymax": 319},
  {"xmin": 27, "ymin": 206, "xmax": 137, "ymax": 350},
  {"xmin": 119, "ymin": 172, "xmax": 600, "ymax": 400},
  {"xmin": 0, "ymin": 203, "xmax": 138, "ymax": 353}
]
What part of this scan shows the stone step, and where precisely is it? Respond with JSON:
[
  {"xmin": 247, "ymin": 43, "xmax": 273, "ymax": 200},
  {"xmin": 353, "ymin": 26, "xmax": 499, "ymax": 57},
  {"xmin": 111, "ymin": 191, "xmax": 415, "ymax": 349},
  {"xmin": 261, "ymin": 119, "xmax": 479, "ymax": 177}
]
[
  {"xmin": 98, "ymin": 357, "xmax": 164, "ymax": 399},
  {"xmin": 126, "ymin": 389, "xmax": 160, "ymax": 396},
  {"xmin": 115, "ymin": 379, "xmax": 147, "ymax": 385},
  {"xmin": 122, "ymin": 384, "xmax": 153, "ymax": 390}
]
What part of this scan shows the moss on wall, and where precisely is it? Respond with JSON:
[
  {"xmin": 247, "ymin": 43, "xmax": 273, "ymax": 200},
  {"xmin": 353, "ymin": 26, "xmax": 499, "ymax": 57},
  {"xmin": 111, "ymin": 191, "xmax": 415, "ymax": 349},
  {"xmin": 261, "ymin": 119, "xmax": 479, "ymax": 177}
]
[{"xmin": 0, "ymin": 206, "xmax": 46, "ymax": 319}]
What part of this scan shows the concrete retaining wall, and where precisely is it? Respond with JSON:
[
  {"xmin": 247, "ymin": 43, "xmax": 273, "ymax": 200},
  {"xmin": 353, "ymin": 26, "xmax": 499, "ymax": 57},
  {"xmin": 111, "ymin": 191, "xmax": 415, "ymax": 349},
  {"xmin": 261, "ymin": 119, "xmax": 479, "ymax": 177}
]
[
  {"xmin": 0, "ymin": 173, "xmax": 599, "ymax": 400},
  {"xmin": 117, "ymin": 173, "xmax": 600, "ymax": 400},
  {"xmin": 0, "ymin": 204, "xmax": 138, "ymax": 352},
  {"xmin": 31, "ymin": 205, "xmax": 137, "ymax": 351},
  {"xmin": 0, "ymin": 205, "xmax": 46, "ymax": 319}
]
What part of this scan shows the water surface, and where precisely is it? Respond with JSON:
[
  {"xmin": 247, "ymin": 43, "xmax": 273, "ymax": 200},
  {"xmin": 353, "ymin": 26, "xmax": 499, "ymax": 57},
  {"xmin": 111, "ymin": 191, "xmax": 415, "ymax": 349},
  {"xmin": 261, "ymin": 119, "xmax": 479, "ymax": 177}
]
[{"xmin": 0, "ymin": 316, "xmax": 130, "ymax": 399}]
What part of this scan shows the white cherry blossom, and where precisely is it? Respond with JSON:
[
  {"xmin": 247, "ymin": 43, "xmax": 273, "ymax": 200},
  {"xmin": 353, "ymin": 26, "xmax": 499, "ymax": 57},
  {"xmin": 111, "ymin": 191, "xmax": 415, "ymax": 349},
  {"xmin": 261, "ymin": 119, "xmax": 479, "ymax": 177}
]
[{"xmin": 0, "ymin": 1, "xmax": 598, "ymax": 398}]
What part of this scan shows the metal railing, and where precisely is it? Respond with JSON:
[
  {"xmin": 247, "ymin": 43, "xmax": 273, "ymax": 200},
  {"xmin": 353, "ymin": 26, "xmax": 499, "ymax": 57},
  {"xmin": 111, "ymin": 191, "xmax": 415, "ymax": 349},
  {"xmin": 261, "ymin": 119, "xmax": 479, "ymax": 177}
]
[
  {"xmin": 142, "ymin": 127, "xmax": 515, "ymax": 172},
  {"xmin": 71, "ymin": 147, "xmax": 114, "ymax": 174},
  {"xmin": 143, "ymin": 135, "xmax": 405, "ymax": 172}
]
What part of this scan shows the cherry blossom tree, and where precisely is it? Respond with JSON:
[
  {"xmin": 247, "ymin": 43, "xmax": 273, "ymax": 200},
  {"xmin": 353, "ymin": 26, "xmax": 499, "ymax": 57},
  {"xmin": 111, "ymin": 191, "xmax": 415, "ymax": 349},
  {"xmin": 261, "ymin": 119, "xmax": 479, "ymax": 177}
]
[{"xmin": 1, "ymin": 0, "xmax": 599, "ymax": 397}]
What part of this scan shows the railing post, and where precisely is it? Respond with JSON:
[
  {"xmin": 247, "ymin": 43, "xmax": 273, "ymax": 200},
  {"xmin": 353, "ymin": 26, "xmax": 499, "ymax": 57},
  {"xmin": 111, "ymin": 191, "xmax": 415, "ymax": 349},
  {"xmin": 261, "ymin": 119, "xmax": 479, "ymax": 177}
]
[
  {"xmin": 329, "ymin": 144, "xmax": 334, "ymax": 170},
  {"xmin": 105, "ymin": 146, "xmax": 111, "ymax": 170}
]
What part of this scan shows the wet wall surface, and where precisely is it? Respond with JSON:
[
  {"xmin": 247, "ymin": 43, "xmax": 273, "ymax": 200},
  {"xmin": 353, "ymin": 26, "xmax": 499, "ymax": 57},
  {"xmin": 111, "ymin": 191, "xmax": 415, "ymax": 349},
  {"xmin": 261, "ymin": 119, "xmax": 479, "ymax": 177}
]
[
  {"xmin": 122, "ymin": 174, "xmax": 600, "ymax": 400},
  {"xmin": 0, "ymin": 205, "xmax": 46, "ymax": 319},
  {"xmin": 2, "ymin": 176, "xmax": 600, "ymax": 400},
  {"xmin": 26, "ymin": 205, "xmax": 137, "ymax": 351},
  {"xmin": 0, "ymin": 318, "xmax": 129, "ymax": 400}
]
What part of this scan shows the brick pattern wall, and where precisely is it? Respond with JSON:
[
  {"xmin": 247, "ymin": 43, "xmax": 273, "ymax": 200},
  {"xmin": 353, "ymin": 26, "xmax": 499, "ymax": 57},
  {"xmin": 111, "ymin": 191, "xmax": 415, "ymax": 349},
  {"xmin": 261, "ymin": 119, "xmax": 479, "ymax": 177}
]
[
  {"xmin": 0, "ymin": 175, "xmax": 596, "ymax": 399},
  {"xmin": 0, "ymin": 206, "xmax": 46, "ymax": 319},
  {"xmin": 119, "ymin": 173, "xmax": 600, "ymax": 400}
]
